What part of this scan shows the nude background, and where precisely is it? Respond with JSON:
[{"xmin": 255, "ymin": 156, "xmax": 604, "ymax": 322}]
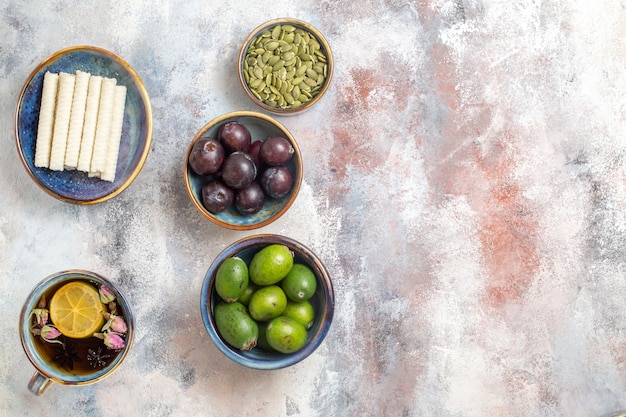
[{"xmin": 1, "ymin": 1, "xmax": 625, "ymax": 416}]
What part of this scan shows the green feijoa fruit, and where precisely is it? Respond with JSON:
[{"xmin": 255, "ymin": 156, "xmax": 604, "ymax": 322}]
[
  {"xmin": 249, "ymin": 244, "xmax": 294, "ymax": 286},
  {"xmin": 281, "ymin": 263, "xmax": 317, "ymax": 302},
  {"xmin": 256, "ymin": 320, "xmax": 274, "ymax": 351},
  {"xmin": 214, "ymin": 301, "xmax": 258, "ymax": 350},
  {"xmin": 237, "ymin": 282, "xmax": 258, "ymax": 306},
  {"xmin": 215, "ymin": 257, "xmax": 249, "ymax": 302},
  {"xmin": 283, "ymin": 300, "xmax": 315, "ymax": 329},
  {"xmin": 248, "ymin": 285, "xmax": 287, "ymax": 322},
  {"xmin": 266, "ymin": 316, "xmax": 308, "ymax": 353}
]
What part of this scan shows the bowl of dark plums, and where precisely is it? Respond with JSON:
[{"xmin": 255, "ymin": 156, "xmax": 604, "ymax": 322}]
[{"xmin": 184, "ymin": 111, "xmax": 302, "ymax": 229}]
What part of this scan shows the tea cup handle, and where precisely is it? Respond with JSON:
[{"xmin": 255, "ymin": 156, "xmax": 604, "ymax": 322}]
[{"xmin": 28, "ymin": 372, "xmax": 53, "ymax": 395}]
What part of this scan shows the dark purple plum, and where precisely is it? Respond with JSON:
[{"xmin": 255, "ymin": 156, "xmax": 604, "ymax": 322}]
[
  {"xmin": 235, "ymin": 182, "xmax": 265, "ymax": 215},
  {"xmin": 259, "ymin": 136, "xmax": 294, "ymax": 166},
  {"xmin": 202, "ymin": 179, "xmax": 235, "ymax": 213},
  {"xmin": 221, "ymin": 152, "xmax": 257, "ymax": 189},
  {"xmin": 189, "ymin": 138, "xmax": 225, "ymax": 176},
  {"xmin": 260, "ymin": 166, "xmax": 293, "ymax": 199},
  {"xmin": 248, "ymin": 140, "xmax": 264, "ymax": 167},
  {"xmin": 218, "ymin": 122, "xmax": 252, "ymax": 154}
]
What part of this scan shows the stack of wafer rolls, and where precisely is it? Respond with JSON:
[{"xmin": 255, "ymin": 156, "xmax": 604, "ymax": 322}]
[{"xmin": 34, "ymin": 70, "xmax": 127, "ymax": 182}]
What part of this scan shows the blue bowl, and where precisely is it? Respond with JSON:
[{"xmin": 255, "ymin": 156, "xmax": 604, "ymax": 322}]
[
  {"xmin": 14, "ymin": 46, "xmax": 153, "ymax": 204},
  {"xmin": 200, "ymin": 234, "xmax": 334, "ymax": 370},
  {"xmin": 184, "ymin": 111, "xmax": 302, "ymax": 230}
]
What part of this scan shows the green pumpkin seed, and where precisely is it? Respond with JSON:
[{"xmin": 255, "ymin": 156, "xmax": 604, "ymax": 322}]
[
  {"xmin": 296, "ymin": 65, "xmax": 307, "ymax": 77},
  {"xmin": 267, "ymin": 55, "xmax": 280, "ymax": 66},
  {"xmin": 281, "ymin": 51, "xmax": 295, "ymax": 61},
  {"xmin": 271, "ymin": 25, "xmax": 282, "ymax": 39},
  {"xmin": 265, "ymin": 41, "xmax": 279, "ymax": 51},
  {"xmin": 272, "ymin": 60, "xmax": 285, "ymax": 71},
  {"xmin": 279, "ymin": 81, "xmax": 288, "ymax": 95},
  {"xmin": 255, "ymin": 81, "xmax": 266, "ymax": 93}
]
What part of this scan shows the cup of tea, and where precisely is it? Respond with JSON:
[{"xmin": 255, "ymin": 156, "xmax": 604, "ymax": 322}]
[{"xmin": 19, "ymin": 270, "xmax": 134, "ymax": 395}]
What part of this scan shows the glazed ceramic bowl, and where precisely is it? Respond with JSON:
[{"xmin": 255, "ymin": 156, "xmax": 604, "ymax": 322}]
[
  {"xmin": 15, "ymin": 46, "xmax": 153, "ymax": 204},
  {"xmin": 200, "ymin": 234, "xmax": 334, "ymax": 370},
  {"xmin": 184, "ymin": 111, "xmax": 302, "ymax": 230},
  {"xmin": 238, "ymin": 18, "xmax": 333, "ymax": 115}
]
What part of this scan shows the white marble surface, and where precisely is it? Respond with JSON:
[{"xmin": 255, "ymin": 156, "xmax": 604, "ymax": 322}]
[{"xmin": 1, "ymin": 1, "xmax": 626, "ymax": 416}]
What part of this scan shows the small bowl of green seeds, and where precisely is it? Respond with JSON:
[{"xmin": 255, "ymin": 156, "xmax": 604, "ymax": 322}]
[{"xmin": 238, "ymin": 18, "xmax": 333, "ymax": 115}]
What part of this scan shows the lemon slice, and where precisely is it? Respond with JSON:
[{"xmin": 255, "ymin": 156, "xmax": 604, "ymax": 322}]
[{"xmin": 49, "ymin": 281, "xmax": 106, "ymax": 338}]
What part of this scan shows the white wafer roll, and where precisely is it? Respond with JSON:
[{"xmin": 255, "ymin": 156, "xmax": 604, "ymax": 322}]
[
  {"xmin": 63, "ymin": 70, "xmax": 90, "ymax": 169},
  {"xmin": 101, "ymin": 85, "xmax": 127, "ymax": 182},
  {"xmin": 77, "ymin": 75, "xmax": 103, "ymax": 172},
  {"xmin": 48, "ymin": 72, "xmax": 75, "ymax": 171},
  {"xmin": 34, "ymin": 71, "xmax": 59, "ymax": 168},
  {"xmin": 89, "ymin": 77, "xmax": 117, "ymax": 175}
]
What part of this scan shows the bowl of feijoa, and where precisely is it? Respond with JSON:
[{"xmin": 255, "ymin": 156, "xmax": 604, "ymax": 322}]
[{"xmin": 200, "ymin": 234, "xmax": 334, "ymax": 369}]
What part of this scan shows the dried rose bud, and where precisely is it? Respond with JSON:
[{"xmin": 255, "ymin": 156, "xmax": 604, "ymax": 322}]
[
  {"xmin": 102, "ymin": 332, "xmax": 125, "ymax": 350},
  {"xmin": 40, "ymin": 325, "xmax": 61, "ymax": 342},
  {"xmin": 101, "ymin": 312, "xmax": 127, "ymax": 334},
  {"xmin": 110, "ymin": 316, "xmax": 127, "ymax": 334},
  {"xmin": 99, "ymin": 285, "xmax": 116, "ymax": 304},
  {"xmin": 31, "ymin": 308, "xmax": 49, "ymax": 327}
]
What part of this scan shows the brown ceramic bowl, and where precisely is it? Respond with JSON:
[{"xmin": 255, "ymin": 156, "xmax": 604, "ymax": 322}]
[
  {"xmin": 184, "ymin": 111, "xmax": 302, "ymax": 230},
  {"xmin": 238, "ymin": 18, "xmax": 333, "ymax": 115}
]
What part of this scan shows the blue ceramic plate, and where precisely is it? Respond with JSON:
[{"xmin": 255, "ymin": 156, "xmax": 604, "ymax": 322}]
[
  {"xmin": 184, "ymin": 111, "xmax": 302, "ymax": 230},
  {"xmin": 200, "ymin": 234, "xmax": 334, "ymax": 369},
  {"xmin": 15, "ymin": 46, "xmax": 153, "ymax": 204}
]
